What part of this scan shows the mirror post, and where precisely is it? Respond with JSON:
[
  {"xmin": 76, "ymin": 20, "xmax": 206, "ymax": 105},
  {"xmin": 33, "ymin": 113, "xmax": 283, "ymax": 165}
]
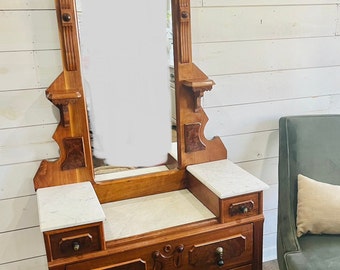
[
  {"xmin": 171, "ymin": 0, "xmax": 227, "ymax": 168},
  {"xmin": 34, "ymin": 0, "xmax": 94, "ymax": 189}
]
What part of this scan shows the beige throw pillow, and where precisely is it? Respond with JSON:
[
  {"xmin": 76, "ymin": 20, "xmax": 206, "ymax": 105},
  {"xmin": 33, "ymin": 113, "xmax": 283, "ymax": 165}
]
[{"xmin": 297, "ymin": 174, "xmax": 340, "ymax": 237}]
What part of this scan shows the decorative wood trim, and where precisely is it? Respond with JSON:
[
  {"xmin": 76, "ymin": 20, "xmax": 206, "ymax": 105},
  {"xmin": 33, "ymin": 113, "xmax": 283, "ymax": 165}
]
[
  {"xmin": 178, "ymin": 0, "xmax": 191, "ymax": 63},
  {"xmin": 152, "ymin": 244, "xmax": 184, "ymax": 269},
  {"xmin": 59, "ymin": 0, "xmax": 78, "ymax": 71}
]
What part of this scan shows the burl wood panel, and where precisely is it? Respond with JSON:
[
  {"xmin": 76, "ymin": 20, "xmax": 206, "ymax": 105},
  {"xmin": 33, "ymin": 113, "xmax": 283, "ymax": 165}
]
[
  {"xmin": 184, "ymin": 123, "xmax": 206, "ymax": 153},
  {"xmin": 61, "ymin": 137, "xmax": 86, "ymax": 170}
]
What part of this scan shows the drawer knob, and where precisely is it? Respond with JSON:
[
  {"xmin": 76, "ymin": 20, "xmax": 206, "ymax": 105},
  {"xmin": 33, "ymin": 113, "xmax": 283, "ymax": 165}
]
[
  {"xmin": 229, "ymin": 200, "xmax": 254, "ymax": 216},
  {"xmin": 72, "ymin": 241, "xmax": 80, "ymax": 251},
  {"xmin": 62, "ymin": 13, "xmax": 71, "ymax": 22},
  {"xmin": 216, "ymin": 247, "xmax": 224, "ymax": 266},
  {"xmin": 241, "ymin": 206, "xmax": 249, "ymax": 213}
]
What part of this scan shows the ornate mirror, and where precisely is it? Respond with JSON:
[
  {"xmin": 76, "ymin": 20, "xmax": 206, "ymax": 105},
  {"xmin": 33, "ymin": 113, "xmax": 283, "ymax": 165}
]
[{"xmin": 33, "ymin": 0, "xmax": 227, "ymax": 194}]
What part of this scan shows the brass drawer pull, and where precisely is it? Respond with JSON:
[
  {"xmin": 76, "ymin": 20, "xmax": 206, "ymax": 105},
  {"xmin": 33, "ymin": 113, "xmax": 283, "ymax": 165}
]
[
  {"xmin": 229, "ymin": 200, "xmax": 254, "ymax": 216},
  {"xmin": 216, "ymin": 247, "xmax": 224, "ymax": 266},
  {"xmin": 59, "ymin": 233, "xmax": 93, "ymax": 253},
  {"xmin": 72, "ymin": 241, "xmax": 80, "ymax": 251}
]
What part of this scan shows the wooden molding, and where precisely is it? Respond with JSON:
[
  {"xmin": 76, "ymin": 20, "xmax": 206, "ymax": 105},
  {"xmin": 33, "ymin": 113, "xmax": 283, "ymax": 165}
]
[{"xmin": 59, "ymin": 0, "xmax": 78, "ymax": 71}]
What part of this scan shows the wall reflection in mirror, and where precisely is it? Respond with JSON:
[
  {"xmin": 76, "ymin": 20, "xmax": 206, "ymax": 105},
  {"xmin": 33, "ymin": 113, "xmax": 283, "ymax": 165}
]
[{"xmin": 77, "ymin": 0, "xmax": 176, "ymax": 174}]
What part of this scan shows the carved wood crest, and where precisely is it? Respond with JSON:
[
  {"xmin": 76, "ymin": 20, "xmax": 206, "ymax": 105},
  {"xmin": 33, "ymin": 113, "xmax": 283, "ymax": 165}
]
[{"xmin": 152, "ymin": 244, "xmax": 184, "ymax": 270}]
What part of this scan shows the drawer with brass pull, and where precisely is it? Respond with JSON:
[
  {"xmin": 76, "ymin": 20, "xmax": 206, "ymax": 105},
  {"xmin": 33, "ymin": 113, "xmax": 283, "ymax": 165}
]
[
  {"xmin": 189, "ymin": 223, "xmax": 253, "ymax": 269},
  {"xmin": 43, "ymin": 222, "xmax": 105, "ymax": 261},
  {"xmin": 220, "ymin": 193, "xmax": 260, "ymax": 223}
]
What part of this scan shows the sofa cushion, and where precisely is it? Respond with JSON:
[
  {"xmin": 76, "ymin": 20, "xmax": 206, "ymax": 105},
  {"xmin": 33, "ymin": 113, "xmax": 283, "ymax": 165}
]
[
  {"xmin": 285, "ymin": 235, "xmax": 340, "ymax": 270},
  {"xmin": 297, "ymin": 174, "xmax": 340, "ymax": 237}
]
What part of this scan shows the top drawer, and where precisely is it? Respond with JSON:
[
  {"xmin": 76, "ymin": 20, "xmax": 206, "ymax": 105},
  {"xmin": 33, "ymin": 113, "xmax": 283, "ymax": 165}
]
[
  {"xmin": 187, "ymin": 171, "xmax": 264, "ymax": 223},
  {"xmin": 220, "ymin": 193, "xmax": 260, "ymax": 223},
  {"xmin": 43, "ymin": 222, "xmax": 105, "ymax": 261}
]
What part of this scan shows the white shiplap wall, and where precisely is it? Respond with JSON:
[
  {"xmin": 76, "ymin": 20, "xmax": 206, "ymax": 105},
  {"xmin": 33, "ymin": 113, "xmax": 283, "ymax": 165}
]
[
  {"xmin": 192, "ymin": 0, "xmax": 340, "ymax": 261},
  {"xmin": 0, "ymin": 0, "xmax": 60, "ymax": 269},
  {"xmin": 1, "ymin": 0, "xmax": 340, "ymax": 268}
]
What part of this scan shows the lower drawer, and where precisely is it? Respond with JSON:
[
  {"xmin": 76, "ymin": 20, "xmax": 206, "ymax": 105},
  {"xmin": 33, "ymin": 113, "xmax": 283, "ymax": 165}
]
[
  {"xmin": 231, "ymin": 264, "xmax": 252, "ymax": 270},
  {"xmin": 188, "ymin": 223, "xmax": 253, "ymax": 269},
  {"xmin": 90, "ymin": 259, "xmax": 146, "ymax": 270}
]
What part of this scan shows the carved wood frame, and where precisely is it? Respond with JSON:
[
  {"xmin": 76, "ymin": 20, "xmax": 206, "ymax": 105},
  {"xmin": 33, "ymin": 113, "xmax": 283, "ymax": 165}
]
[{"xmin": 33, "ymin": 0, "xmax": 227, "ymax": 190}]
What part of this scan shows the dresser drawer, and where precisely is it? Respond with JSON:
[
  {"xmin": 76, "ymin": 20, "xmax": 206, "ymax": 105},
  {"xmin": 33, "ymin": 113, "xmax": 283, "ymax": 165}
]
[
  {"xmin": 220, "ymin": 193, "xmax": 260, "ymax": 223},
  {"xmin": 188, "ymin": 223, "xmax": 253, "ymax": 269},
  {"xmin": 44, "ymin": 222, "xmax": 105, "ymax": 261},
  {"xmin": 231, "ymin": 264, "xmax": 252, "ymax": 270},
  {"xmin": 86, "ymin": 259, "xmax": 146, "ymax": 270}
]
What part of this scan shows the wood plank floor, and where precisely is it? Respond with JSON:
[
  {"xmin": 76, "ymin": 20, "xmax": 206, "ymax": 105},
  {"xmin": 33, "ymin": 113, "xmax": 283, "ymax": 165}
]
[{"xmin": 263, "ymin": 260, "xmax": 279, "ymax": 270}]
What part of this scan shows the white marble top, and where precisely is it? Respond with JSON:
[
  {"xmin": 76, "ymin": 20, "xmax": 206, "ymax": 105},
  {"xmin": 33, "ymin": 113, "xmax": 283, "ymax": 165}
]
[
  {"xmin": 102, "ymin": 189, "xmax": 215, "ymax": 241},
  {"xmin": 36, "ymin": 158, "xmax": 267, "ymax": 236},
  {"xmin": 37, "ymin": 182, "xmax": 106, "ymax": 232},
  {"xmin": 187, "ymin": 159, "xmax": 269, "ymax": 199}
]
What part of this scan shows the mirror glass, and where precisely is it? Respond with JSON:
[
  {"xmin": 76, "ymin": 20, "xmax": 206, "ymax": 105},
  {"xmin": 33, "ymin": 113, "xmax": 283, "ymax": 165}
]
[{"xmin": 77, "ymin": 0, "xmax": 176, "ymax": 175}]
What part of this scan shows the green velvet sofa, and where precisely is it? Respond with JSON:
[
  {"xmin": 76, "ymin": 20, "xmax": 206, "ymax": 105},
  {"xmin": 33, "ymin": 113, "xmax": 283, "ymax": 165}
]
[{"xmin": 277, "ymin": 115, "xmax": 340, "ymax": 270}]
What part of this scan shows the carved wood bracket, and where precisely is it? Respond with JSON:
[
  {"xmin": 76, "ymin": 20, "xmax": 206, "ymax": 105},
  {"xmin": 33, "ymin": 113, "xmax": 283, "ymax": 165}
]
[
  {"xmin": 182, "ymin": 79, "xmax": 215, "ymax": 112},
  {"xmin": 46, "ymin": 89, "xmax": 81, "ymax": 127}
]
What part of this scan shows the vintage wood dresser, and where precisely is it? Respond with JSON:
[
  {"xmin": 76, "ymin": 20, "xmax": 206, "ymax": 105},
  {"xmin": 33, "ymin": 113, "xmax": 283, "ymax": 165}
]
[{"xmin": 34, "ymin": 0, "xmax": 268, "ymax": 269}]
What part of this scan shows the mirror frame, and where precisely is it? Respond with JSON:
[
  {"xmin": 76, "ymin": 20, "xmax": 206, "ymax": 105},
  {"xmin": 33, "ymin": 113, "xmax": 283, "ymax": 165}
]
[{"xmin": 33, "ymin": 0, "xmax": 227, "ymax": 196}]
